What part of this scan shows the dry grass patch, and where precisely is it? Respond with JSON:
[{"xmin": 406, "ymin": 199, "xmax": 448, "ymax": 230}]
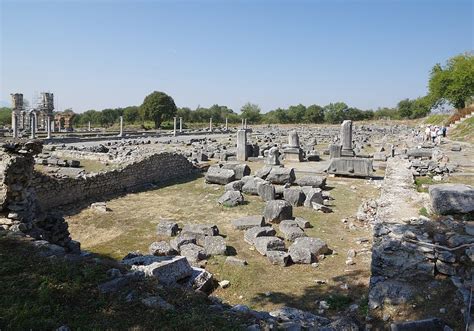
[{"xmin": 67, "ymin": 172, "xmax": 380, "ymax": 319}]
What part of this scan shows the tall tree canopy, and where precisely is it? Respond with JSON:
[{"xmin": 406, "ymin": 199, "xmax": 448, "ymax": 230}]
[
  {"xmin": 140, "ymin": 91, "xmax": 177, "ymax": 128},
  {"xmin": 240, "ymin": 102, "xmax": 262, "ymax": 123},
  {"xmin": 428, "ymin": 53, "xmax": 474, "ymax": 109}
]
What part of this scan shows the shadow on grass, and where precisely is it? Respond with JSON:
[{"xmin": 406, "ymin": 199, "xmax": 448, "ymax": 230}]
[{"xmin": 0, "ymin": 235, "xmax": 244, "ymax": 330}]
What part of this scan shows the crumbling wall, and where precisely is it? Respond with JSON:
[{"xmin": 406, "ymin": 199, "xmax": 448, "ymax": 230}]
[
  {"xmin": 0, "ymin": 141, "xmax": 76, "ymax": 250},
  {"xmin": 32, "ymin": 152, "xmax": 196, "ymax": 210}
]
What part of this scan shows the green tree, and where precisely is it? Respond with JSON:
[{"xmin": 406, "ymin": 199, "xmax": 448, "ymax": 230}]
[
  {"xmin": 428, "ymin": 53, "xmax": 474, "ymax": 109},
  {"xmin": 287, "ymin": 104, "xmax": 306, "ymax": 123},
  {"xmin": 304, "ymin": 104, "xmax": 325, "ymax": 123},
  {"xmin": 123, "ymin": 106, "xmax": 140, "ymax": 123},
  {"xmin": 0, "ymin": 107, "xmax": 12, "ymax": 126},
  {"xmin": 140, "ymin": 91, "xmax": 177, "ymax": 128},
  {"xmin": 397, "ymin": 99, "xmax": 413, "ymax": 118},
  {"xmin": 240, "ymin": 102, "xmax": 262, "ymax": 123},
  {"xmin": 324, "ymin": 102, "xmax": 348, "ymax": 124}
]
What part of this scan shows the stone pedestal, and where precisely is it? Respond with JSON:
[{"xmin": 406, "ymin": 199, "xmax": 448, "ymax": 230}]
[
  {"xmin": 236, "ymin": 129, "xmax": 247, "ymax": 161},
  {"xmin": 283, "ymin": 148, "xmax": 304, "ymax": 162},
  {"xmin": 327, "ymin": 158, "xmax": 373, "ymax": 177}
]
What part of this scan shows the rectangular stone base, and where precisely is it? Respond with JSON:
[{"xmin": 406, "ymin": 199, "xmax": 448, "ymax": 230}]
[
  {"xmin": 283, "ymin": 148, "xmax": 303, "ymax": 162},
  {"xmin": 327, "ymin": 158, "xmax": 373, "ymax": 177}
]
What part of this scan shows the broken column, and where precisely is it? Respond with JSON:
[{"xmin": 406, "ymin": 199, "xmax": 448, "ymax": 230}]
[
  {"xmin": 340, "ymin": 120, "xmax": 354, "ymax": 157},
  {"xmin": 30, "ymin": 112, "xmax": 36, "ymax": 139},
  {"xmin": 209, "ymin": 117, "xmax": 212, "ymax": 132},
  {"xmin": 88, "ymin": 121, "xmax": 91, "ymax": 131},
  {"xmin": 173, "ymin": 117, "xmax": 177, "ymax": 136},
  {"xmin": 225, "ymin": 117, "xmax": 228, "ymax": 131},
  {"xmin": 179, "ymin": 117, "xmax": 183, "ymax": 133},
  {"xmin": 236, "ymin": 129, "xmax": 248, "ymax": 161},
  {"xmin": 283, "ymin": 130, "xmax": 304, "ymax": 162},
  {"xmin": 11, "ymin": 112, "xmax": 18, "ymax": 139},
  {"xmin": 10, "ymin": 93, "xmax": 23, "ymax": 139},
  {"xmin": 118, "ymin": 116, "xmax": 124, "ymax": 137},
  {"xmin": 46, "ymin": 115, "xmax": 52, "ymax": 139}
]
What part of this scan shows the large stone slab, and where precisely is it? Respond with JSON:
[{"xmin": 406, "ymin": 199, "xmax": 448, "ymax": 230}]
[
  {"xmin": 222, "ymin": 163, "xmax": 251, "ymax": 180},
  {"xmin": 266, "ymin": 167, "xmax": 296, "ymax": 184},
  {"xmin": 122, "ymin": 255, "xmax": 193, "ymax": 285},
  {"xmin": 294, "ymin": 175, "xmax": 326, "ymax": 188},
  {"xmin": 205, "ymin": 166, "xmax": 235, "ymax": 185},
  {"xmin": 429, "ymin": 184, "xmax": 474, "ymax": 215},
  {"xmin": 232, "ymin": 215, "xmax": 265, "ymax": 230},
  {"xmin": 288, "ymin": 237, "xmax": 329, "ymax": 264},
  {"xmin": 263, "ymin": 200, "xmax": 293, "ymax": 223},
  {"xmin": 253, "ymin": 236, "xmax": 286, "ymax": 256},
  {"xmin": 327, "ymin": 158, "xmax": 373, "ymax": 177}
]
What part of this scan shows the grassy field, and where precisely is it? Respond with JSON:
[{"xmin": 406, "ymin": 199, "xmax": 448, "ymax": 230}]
[
  {"xmin": 66, "ymin": 170, "xmax": 380, "ymax": 319},
  {"xmin": 423, "ymin": 114, "xmax": 449, "ymax": 126},
  {"xmin": 449, "ymin": 116, "xmax": 474, "ymax": 143}
]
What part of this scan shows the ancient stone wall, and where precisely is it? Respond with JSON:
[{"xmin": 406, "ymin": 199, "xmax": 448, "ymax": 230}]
[{"xmin": 32, "ymin": 152, "xmax": 196, "ymax": 210}]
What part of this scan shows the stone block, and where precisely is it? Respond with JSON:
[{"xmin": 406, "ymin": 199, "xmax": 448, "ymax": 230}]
[
  {"xmin": 232, "ymin": 215, "xmax": 265, "ymax": 230},
  {"xmin": 327, "ymin": 158, "xmax": 373, "ymax": 177},
  {"xmin": 253, "ymin": 236, "xmax": 286, "ymax": 256},
  {"xmin": 429, "ymin": 184, "xmax": 474, "ymax": 215},
  {"xmin": 263, "ymin": 200, "xmax": 293, "ymax": 223},
  {"xmin": 205, "ymin": 166, "xmax": 235, "ymax": 185}
]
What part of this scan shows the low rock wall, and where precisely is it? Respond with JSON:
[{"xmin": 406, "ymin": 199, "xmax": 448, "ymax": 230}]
[{"xmin": 32, "ymin": 152, "xmax": 195, "ymax": 210}]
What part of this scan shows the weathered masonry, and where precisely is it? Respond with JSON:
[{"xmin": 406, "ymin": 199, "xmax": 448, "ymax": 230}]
[{"xmin": 32, "ymin": 152, "xmax": 196, "ymax": 210}]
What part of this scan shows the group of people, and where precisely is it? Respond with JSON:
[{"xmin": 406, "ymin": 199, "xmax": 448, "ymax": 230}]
[{"xmin": 424, "ymin": 125, "xmax": 447, "ymax": 145}]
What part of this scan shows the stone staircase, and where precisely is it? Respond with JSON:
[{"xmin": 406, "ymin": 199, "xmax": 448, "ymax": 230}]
[{"xmin": 449, "ymin": 110, "xmax": 474, "ymax": 129}]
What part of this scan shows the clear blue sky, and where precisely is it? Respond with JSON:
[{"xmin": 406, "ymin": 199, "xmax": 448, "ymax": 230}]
[{"xmin": 1, "ymin": 0, "xmax": 473, "ymax": 113}]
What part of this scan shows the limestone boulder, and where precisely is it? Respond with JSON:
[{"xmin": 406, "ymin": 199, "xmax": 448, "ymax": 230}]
[
  {"xmin": 288, "ymin": 237, "xmax": 329, "ymax": 264},
  {"xmin": 263, "ymin": 200, "xmax": 293, "ymax": 223},
  {"xmin": 257, "ymin": 181, "xmax": 276, "ymax": 201},
  {"xmin": 283, "ymin": 187, "xmax": 305, "ymax": 206},
  {"xmin": 266, "ymin": 167, "xmax": 296, "ymax": 185},
  {"xmin": 232, "ymin": 215, "xmax": 265, "ymax": 230},
  {"xmin": 429, "ymin": 184, "xmax": 474, "ymax": 215},
  {"xmin": 222, "ymin": 163, "xmax": 251, "ymax": 179},
  {"xmin": 205, "ymin": 166, "xmax": 235, "ymax": 185},
  {"xmin": 217, "ymin": 190, "xmax": 244, "ymax": 207},
  {"xmin": 295, "ymin": 175, "xmax": 326, "ymax": 188},
  {"xmin": 253, "ymin": 237, "xmax": 286, "ymax": 256}
]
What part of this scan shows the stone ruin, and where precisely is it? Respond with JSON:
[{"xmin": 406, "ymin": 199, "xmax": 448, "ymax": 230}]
[
  {"xmin": 0, "ymin": 140, "xmax": 78, "ymax": 252},
  {"xmin": 327, "ymin": 120, "xmax": 374, "ymax": 177}
]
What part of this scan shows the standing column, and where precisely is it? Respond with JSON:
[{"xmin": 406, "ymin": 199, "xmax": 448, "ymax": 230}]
[
  {"xmin": 173, "ymin": 117, "xmax": 177, "ymax": 136},
  {"xmin": 209, "ymin": 117, "xmax": 212, "ymax": 132},
  {"xmin": 46, "ymin": 116, "xmax": 52, "ymax": 139},
  {"xmin": 225, "ymin": 117, "xmax": 228, "ymax": 131},
  {"xmin": 12, "ymin": 112, "xmax": 18, "ymax": 139},
  {"xmin": 118, "ymin": 116, "xmax": 124, "ymax": 137},
  {"xmin": 244, "ymin": 118, "xmax": 247, "ymax": 129},
  {"xmin": 30, "ymin": 115, "xmax": 36, "ymax": 139},
  {"xmin": 179, "ymin": 117, "xmax": 183, "ymax": 133},
  {"xmin": 236, "ymin": 129, "xmax": 248, "ymax": 161},
  {"xmin": 88, "ymin": 121, "xmax": 91, "ymax": 131},
  {"xmin": 241, "ymin": 118, "xmax": 244, "ymax": 129},
  {"xmin": 51, "ymin": 120, "xmax": 55, "ymax": 133},
  {"xmin": 340, "ymin": 120, "xmax": 354, "ymax": 156}
]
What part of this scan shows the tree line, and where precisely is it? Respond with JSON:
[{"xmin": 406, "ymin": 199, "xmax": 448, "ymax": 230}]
[{"xmin": 1, "ymin": 52, "xmax": 472, "ymax": 128}]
